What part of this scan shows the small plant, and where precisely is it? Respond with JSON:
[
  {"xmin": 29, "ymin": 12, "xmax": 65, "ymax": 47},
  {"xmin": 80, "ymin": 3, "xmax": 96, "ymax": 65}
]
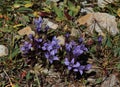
[{"xmin": 20, "ymin": 16, "xmax": 92, "ymax": 79}]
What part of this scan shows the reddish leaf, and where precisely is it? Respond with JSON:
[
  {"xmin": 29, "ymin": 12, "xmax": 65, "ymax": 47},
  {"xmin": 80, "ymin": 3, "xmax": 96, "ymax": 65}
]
[
  {"xmin": 64, "ymin": 9, "xmax": 72, "ymax": 20},
  {"xmin": 20, "ymin": 70, "xmax": 27, "ymax": 79},
  {"xmin": 39, "ymin": 12, "xmax": 51, "ymax": 17},
  {"xmin": 87, "ymin": 38, "xmax": 94, "ymax": 46}
]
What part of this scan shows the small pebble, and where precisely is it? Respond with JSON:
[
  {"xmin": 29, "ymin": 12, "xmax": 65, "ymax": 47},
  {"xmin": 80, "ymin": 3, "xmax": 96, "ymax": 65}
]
[{"xmin": 0, "ymin": 45, "xmax": 8, "ymax": 57}]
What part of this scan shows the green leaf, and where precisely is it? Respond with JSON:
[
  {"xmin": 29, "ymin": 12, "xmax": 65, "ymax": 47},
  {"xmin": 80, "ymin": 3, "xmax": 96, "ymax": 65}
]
[
  {"xmin": 13, "ymin": 3, "xmax": 21, "ymax": 8},
  {"xmin": 17, "ymin": 7, "xmax": 33, "ymax": 12},
  {"xmin": 46, "ymin": 0, "xmax": 51, "ymax": 5},
  {"xmin": 22, "ymin": 15, "xmax": 30, "ymax": 22},
  {"xmin": 68, "ymin": 1, "xmax": 74, "ymax": 8},
  {"xmin": 103, "ymin": 36, "xmax": 112, "ymax": 48},
  {"xmin": 90, "ymin": 45, "xmax": 96, "ymax": 53},
  {"xmin": 52, "ymin": 3, "xmax": 64, "ymax": 20},
  {"xmin": 26, "ymin": 72, "xmax": 32, "ymax": 81},
  {"xmin": 116, "ymin": 63, "xmax": 120, "ymax": 71},
  {"xmin": 20, "ymin": 15, "xmax": 30, "ymax": 25},
  {"xmin": 28, "ymin": 13, "xmax": 34, "ymax": 17},
  {"xmin": 114, "ymin": 47, "xmax": 120, "ymax": 56},
  {"xmin": 47, "ymin": 29, "xmax": 55, "ymax": 35},
  {"xmin": 0, "ymin": 28, "xmax": 12, "ymax": 33},
  {"xmin": 24, "ymin": 1, "xmax": 33, "ymax": 8},
  {"xmin": 106, "ymin": 36, "xmax": 112, "ymax": 48},
  {"xmin": 14, "ymin": 84, "xmax": 19, "ymax": 87},
  {"xmin": 9, "ymin": 47, "xmax": 20, "ymax": 59},
  {"xmin": 96, "ymin": 78, "xmax": 102, "ymax": 84},
  {"xmin": 13, "ymin": 24, "xmax": 23, "ymax": 28},
  {"xmin": 0, "ymin": 32, "xmax": 3, "ymax": 38},
  {"xmin": 68, "ymin": 11, "xmax": 73, "ymax": 16},
  {"xmin": 67, "ymin": 1, "xmax": 80, "ymax": 16}
]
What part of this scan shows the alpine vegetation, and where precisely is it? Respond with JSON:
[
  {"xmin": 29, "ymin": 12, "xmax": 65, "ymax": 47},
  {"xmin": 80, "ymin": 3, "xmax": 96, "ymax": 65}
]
[{"xmin": 20, "ymin": 16, "xmax": 91, "ymax": 78}]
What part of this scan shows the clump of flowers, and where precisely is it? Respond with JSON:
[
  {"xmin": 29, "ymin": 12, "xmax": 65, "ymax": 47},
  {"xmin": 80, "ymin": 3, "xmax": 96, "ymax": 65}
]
[
  {"xmin": 42, "ymin": 36, "xmax": 60, "ymax": 63},
  {"xmin": 21, "ymin": 16, "xmax": 60, "ymax": 64},
  {"xmin": 64, "ymin": 36, "xmax": 91, "ymax": 75},
  {"xmin": 20, "ymin": 16, "xmax": 92, "ymax": 77},
  {"xmin": 20, "ymin": 34, "xmax": 43, "ymax": 57},
  {"xmin": 20, "ymin": 41, "xmax": 32, "ymax": 54},
  {"xmin": 64, "ymin": 57, "xmax": 91, "ymax": 75}
]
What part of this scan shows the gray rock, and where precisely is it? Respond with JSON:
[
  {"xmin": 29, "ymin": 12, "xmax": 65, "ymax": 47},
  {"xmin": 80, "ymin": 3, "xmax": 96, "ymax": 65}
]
[
  {"xmin": 101, "ymin": 74, "xmax": 120, "ymax": 87},
  {"xmin": 0, "ymin": 45, "xmax": 8, "ymax": 57}
]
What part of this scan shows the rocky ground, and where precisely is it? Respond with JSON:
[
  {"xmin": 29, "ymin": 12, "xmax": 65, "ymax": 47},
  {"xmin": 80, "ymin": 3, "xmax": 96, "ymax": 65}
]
[{"xmin": 0, "ymin": 0, "xmax": 120, "ymax": 87}]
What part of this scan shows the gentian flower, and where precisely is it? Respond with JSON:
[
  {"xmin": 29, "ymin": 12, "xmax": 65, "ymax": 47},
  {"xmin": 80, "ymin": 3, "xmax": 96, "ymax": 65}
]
[
  {"xmin": 78, "ymin": 37, "xmax": 83, "ymax": 43},
  {"xmin": 51, "ymin": 36, "xmax": 60, "ymax": 49},
  {"xmin": 73, "ymin": 63, "xmax": 92, "ymax": 75},
  {"xmin": 98, "ymin": 35, "xmax": 102, "ymax": 43},
  {"xmin": 34, "ymin": 16, "xmax": 42, "ymax": 24},
  {"xmin": 42, "ymin": 42, "xmax": 55, "ymax": 51},
  {"xmin": 65, "ymin": 43, "xmax": 72, "ymax": 52},
  {"xmin": 35, "ymin": 38, "xmax": 42, "ymax": 43},
  {"xmin": 34, "ymin": 16, "xmax": 43, "ymax": 32},
  {"xmin": 79, "ymin": 44, "xmax": 88, "ymax": 52},
  {"xmin": 20, "ymin": 41, "xmax": 32, "ymax": 54},
  {"xmin": 45, "ymin": 52, "xmax": 59, "ymax": 63},
  {"xmin": 42, "ymin": 36, "xmax": 60, "ymax": 51},
  {"xmin": 72, "ymin": 44, "xmax": 88, "ymax": 57},
  {"xmin": 72, "ymin": 45, "xmax": 84, "ymax": 57},
  {"xmin": 64, "ymin": 58, "xmax": 80, "ymax": 70},
  {"xmin": 65, "ymin": 41, "xmax": 76, "ymax": 52},
  {"xmin": 65, "ymin": 32, "xmax": 70, "ymax": 38},
  {"xmin": 50, "ymin": 49, "xmax": 58, "ymax": 56},
  {"xmin": 28, "ymin": 34, "xmax": 34, "ymax": 41},
  {"xmin": 42, "ymin": 36, "xmax": 60, "ymax": 63},
  {"xmin": 85, "ymin": 64, "xmax": 92, "ymax": 70},
  {"xmin": 73, "ymin": 65, "xmax": 85, "ymax": 75},
  {"xmin": 42, "ymin": 43, "xmax": 49, "ymax": 51}
]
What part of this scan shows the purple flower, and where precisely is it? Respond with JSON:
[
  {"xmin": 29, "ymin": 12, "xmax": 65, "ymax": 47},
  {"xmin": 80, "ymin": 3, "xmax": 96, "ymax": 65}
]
[
  {"xmin": 72, "ymin": 45, "xmax": 84, "ymax": 57},
  {"xmin": 34, "ymin": 16, "xmax": 42, "ymax": 24},
  {"xmin": 72, "ymin": 44, "xmax": 88, "ymax": 57},
  {"xmin": 35, "ymin": 38, "xmax": 42, "ymax": 43},
  {"xmin": 78, "ymin": 37, "xmax": 83, "ymax": 43},
  {"xmin": 42, "ymin": 36, "xmax": 60, "ymax": 51},
  {"xmin": 65, "ymin": 40, "xmax": 88, "ymax": 57},
  {"xmin": 80, "ymin": 44, "xmax": 88, "ymax": 51},
  {"xmin": 65, "ymin": 43, "xmax": 72, "ymax": 52},
  {"xmin": 64, "ymin": 58, "xmax": 80, "ymax": 70},
  {"xmin": 42, "ymin": 42, "xmax": 54, "ymax": 51},
  {"xmin": 28, "ymin": 34, "xmax": 42, "ymax": 44},
  {"xmin": 42, "ymin": 43, "xmax": 49, "ymax": 50},
  {"xmin": 42, "ymin": 36, "xmax": 60, "ymax": 63},
  {"xmin": 50, "ymin": 49, "xmax": 58, "ymax": 55},
  {"xmin": 51, "ymin": 36, "xmax": 60, "ymax": 49},
  {"xmin": 85, "ymin": 64, "xmax": 92, "ymax": 70},
  {"xmin": 73, "ymin": 65, "xmax": 85, "ymax": 75},
  {"xmin": 34, "ymin": 16, "xmax": 43, "ymax": 32},
  {"xmin": 73, "ymin": 64, "xmax": 92, "ymax": 75},
  {"xmin": 65, "ymin": 41, "xmax": 76, "ymax": 52},
  {"xmin": 45, "ymin": 52, "xmax": 59, "ymax": 63},
  {"xmin": 98, "ymin": 35, "xmax": 102, "ymax": 43},
  {"xmin": 65, "ymin": 33, "xmax": 70, "ymax": 38},
  {"xmin": 20, "ymin": 41, "xmax": 32, "ymax": 54},
  {"xmin": 28, "ymin": 34, "xmax": 34, "ymax": 41}
]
